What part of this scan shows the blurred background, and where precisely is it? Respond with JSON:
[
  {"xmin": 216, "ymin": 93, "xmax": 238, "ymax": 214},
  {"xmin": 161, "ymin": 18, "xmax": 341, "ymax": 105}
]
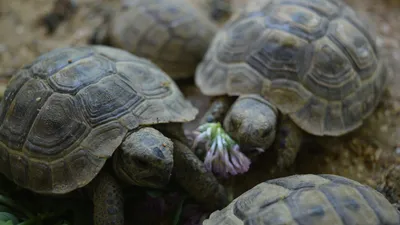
[{"xmin": 0, "ymin": 0, "xmax": 399, "ymax": 224}]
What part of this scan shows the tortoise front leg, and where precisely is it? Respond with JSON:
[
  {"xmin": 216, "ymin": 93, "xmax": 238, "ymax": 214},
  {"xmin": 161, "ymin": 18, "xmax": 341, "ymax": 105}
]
[
  {"xmin": 172, "ymin": 138, "xmax": 229, "ymax": 210},
  {"xmin": 273, "ymin": 115, "xmax": 304, "ymax": 170},
  {"xmin": 91, "ymin": 171, "xmax": 124, "ymax": 225},
  {"xmin": 155, "ymin": 123, "xmax": 229, "ymax": 210},
  {"xmin": 198, "ymin": 95, "xmax": 235, "ymax": 125}
]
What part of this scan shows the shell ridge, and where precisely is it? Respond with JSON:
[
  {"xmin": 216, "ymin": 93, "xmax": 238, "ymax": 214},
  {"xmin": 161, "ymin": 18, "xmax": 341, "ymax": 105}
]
[
  {"xmin": 32, "ymin": 51, "xmax": 95, "ymax": 79},
  {"xmin": 353, "ymin": 185, "xmax": 400, "ymax": 225},
  {"xmin": 316, "ymin": 183, "xmax": 348, "ymax": 224}
]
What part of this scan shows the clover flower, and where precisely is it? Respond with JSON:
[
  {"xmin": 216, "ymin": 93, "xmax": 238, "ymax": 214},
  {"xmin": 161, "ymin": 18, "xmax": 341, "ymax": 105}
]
[{"xmin": 192, "ymin": 122, "xmax": 251, "ymax": 178}]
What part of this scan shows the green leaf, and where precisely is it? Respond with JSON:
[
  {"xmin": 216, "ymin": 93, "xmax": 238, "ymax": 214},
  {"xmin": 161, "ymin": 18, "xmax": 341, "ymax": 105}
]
[
  {"xmin": 0, "ymin": 220, "xmax": 14, "ymax": 225},
  {"xmin": 0, "ymin": 195, "xmax": 33, "ymax": 218},
  {"xmin": 0, "ymin": 212, "xmax": 18, "ymax": 225},
  {"xmin": 145, "ymin": 189, "xmax": 164, "ymax": 198},
  {"xmin": 172, "ymin": 197, "xmax": 186, "ymax": 225},
  {"xmin": 54, "ymin": 220, "xmax": 71, "ymax": 225}
]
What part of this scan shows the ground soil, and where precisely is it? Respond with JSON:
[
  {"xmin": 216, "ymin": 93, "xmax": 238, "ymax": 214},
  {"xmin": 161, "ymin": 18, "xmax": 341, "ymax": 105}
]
[{"xmin": 0, "ymin": 0, "xmax": 400, "ymax": 221}]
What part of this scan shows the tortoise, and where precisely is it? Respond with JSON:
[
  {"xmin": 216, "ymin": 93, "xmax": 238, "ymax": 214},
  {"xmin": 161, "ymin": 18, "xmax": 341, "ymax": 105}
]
[
  {"xmin": 203, "ymin": 174, "xmax": 400, "ymax": 225},
  {"xmin": 91, "ymin": 0, "xmax": 218, "ymax": 80},
  {"xmin": 193, "ymin": 0, "xmax": 388, "ymax": 173},
  {"xmin": 0, "ymin": 45, "xmax": 228, "ymax": 225}
]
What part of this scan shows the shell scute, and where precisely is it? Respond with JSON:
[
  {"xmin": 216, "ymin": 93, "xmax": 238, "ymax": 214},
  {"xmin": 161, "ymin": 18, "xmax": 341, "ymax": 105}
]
[
  {"xmin": 29, "ymin": 162, "xmax": 53, "ymax": 193},
  {"xmin": 0, "ymin": 79, "xmax": 53, "ymax": 150},
  {"xmin": 48, "ymin": 54, "xmax": 116, "ymax": 94},
  {"xmin": 265, "ymin": 3, "xmax": 330, "ymax": 41},
  {"xmin": 25, "ymin": 93, "xmax": 89, "ymax": 156},
  {"xmin": 76, "ymin": 75, "xmax": 143, "ymax": 127},
  {"xmin": 29, "ymin": 47, "xmax": 94, "ymax": 79}
]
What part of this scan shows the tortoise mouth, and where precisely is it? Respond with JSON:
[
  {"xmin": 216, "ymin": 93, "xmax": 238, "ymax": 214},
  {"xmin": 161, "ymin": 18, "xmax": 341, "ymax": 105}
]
[
  {"xmin": 119, "ymin": 166, "xmax": 171, "ymax": 189},
  {"xmin": 113, "ymin": 154, "xmax": 172, "ymax": 189}
]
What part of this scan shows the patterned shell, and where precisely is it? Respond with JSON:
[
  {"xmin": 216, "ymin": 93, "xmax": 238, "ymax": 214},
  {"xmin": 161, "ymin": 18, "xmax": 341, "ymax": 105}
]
[
  {"xmin": 108, "ymin": 0, "xmax": 218, "ymax": 79},
  {"xmin": 0, "ymin": 46, "xmax": 197, "ymax": 195},
  {"xmin": 195, "ymin": 0, "xmax": 387, "ymax": 136},
  {"xmin": 203, "ymin": 174, "xmax": 400, "ymax": 225}
]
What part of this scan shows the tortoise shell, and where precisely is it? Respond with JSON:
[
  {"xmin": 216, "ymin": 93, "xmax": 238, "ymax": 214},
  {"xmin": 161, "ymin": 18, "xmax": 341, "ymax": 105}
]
[
  {"xmin": 0, "ymin": 45, "xmax": 197, "ymax": 195},
  {"xmin": 195, "ymin": 0, "xmax": 387, "ymax": 136},
  {"xmin": 203, "ymin": 174, "xmax": 400, "ymax": 225},
  {"xmin": 107, "ymin": 0, "xmax": 218, "ymax": 79}
]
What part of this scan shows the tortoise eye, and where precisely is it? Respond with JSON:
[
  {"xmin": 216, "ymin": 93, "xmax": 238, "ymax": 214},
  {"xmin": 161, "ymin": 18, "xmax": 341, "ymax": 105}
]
[
  {"xmin": 134, "ymin": 158, "xmax": 149, "ymax": 168},
  {"xmin": 229, "ymin": 116, "xmax": 241, "ymax": 129},
  {"xmin": 261, "ymin": 126, "xmax": 272, "ymax": 138}
]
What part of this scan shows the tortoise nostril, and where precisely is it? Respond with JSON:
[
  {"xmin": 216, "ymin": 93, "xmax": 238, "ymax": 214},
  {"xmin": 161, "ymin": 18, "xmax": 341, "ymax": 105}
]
[{"xmin": 152, "ymin": 147, "xmax": 165, "ymax": 159}]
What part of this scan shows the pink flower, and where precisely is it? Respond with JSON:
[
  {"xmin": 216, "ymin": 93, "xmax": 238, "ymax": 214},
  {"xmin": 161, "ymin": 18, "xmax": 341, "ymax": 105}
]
[{"xmin": 192, "ymin": 123, "xmax": 251, "ymax": 178}]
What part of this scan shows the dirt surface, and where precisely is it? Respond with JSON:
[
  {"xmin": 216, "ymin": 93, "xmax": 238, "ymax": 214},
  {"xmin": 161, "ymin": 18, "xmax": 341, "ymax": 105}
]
[{"xmin": 0, "ymin": 0, "xmax": 399, "ymax": 212}]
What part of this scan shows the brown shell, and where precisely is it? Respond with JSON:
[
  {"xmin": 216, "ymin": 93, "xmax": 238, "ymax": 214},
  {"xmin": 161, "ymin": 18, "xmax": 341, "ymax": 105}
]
[
  {"xmin": 195, "ymin": 0, "xmax": 387, "ymax": 136},
  {"xmin": 0, "ymin": 45, "xmax": 197, "ymax": 194},
  {"xmin": 204, "ymin": 174, "xmax": 400, "ymax": 225},
  {"xmin": 107, "ymin": 0, "xmax": 218, "ymax": 79}
]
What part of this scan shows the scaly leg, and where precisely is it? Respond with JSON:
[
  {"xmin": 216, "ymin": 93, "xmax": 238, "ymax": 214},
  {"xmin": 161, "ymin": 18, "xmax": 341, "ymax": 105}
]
[
  {"xmin": 91, "ymin": 171, "xmax": 124, "ymax": 225},
  {"xmin": 273, "ymin": 115, "xmax": 303, "ymax": 170}
]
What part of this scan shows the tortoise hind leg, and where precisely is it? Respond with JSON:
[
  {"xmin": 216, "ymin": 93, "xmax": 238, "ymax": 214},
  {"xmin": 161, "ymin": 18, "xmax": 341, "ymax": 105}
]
[{"xmin": 91, "ymin": 171, "xmax": 124, "ymax": 225}]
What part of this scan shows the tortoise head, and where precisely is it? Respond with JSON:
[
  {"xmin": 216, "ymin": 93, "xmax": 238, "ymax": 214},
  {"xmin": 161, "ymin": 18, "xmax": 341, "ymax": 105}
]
[
  {"xmin": 113, "ymin": 127, "xmax": 174, "ymax": 189},
  {"xmin": 223, "ymin": 95, "xmax": 278, "ymax": 152}
]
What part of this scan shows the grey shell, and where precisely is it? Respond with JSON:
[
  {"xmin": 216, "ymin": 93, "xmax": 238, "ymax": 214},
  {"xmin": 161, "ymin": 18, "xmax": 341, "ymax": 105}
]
[
  {"xmin": 0, "ymin": 46, "xmax": 197, "ymax": 195},
  {"xmin": 107, "ymin": 0, "xmax": 218, "ymax": 79},
  {"xmin": 203, "ymin": 174, "xmax": 400, "ymax": 225},
  {"xmin": 195, "ymin": 0, "xmax": 387, "ymax": 136}
]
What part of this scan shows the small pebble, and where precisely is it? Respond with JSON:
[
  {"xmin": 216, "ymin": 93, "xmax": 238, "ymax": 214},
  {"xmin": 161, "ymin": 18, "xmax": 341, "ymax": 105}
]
[
  {"xmin": 16, "ymin": 25, "xmax": 24, "ymax": 34},
  {"xmin": 0, "ymin": 44, "xmax": 7, "ymax": 52},
  {"xmin": 396, "ymin": 146, "xmax": 400, "ymax": 155},
  {"xmin": 381, "ymin": 23, "xmax": 391, "ymax": 34}
]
